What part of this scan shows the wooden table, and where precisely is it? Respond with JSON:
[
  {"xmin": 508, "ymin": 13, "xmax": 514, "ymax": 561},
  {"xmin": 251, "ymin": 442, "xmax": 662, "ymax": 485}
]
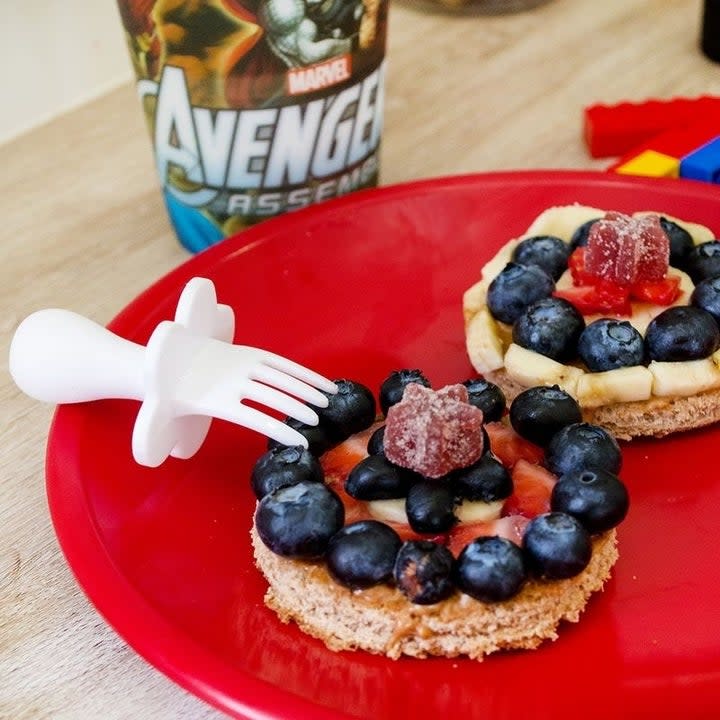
[{"xmin": 2, "ymin": 1, "xmax": 718, "ymax": 717}]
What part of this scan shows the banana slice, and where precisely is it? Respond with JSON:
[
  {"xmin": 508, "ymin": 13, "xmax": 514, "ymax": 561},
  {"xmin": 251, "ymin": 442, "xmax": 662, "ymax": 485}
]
[
  {"xmin": 368, "ymin": 498, "xmax": 504, "ymax": 526},
  {"xmin": 523, "ymin": 205, "xmax": 606, "ymax": 243},
  {"xmin": 466, "ymin": 306, "xmax": 506, "ymax": 373},
  {"xmin": 455, "ymin": 499, "xmax": 504, "ymax": 524},
  {"xmin": 576, "ymin": 366, "xmax": 653, "ymax": 408},
  {"xmin": 504, "ymin": 343, "xmax": 585, "ymax": 395},
  {"xmin": 368, "ymin": 498, "xmax": 407, "ymax": 524},
  {"xmin": 650, "ymin": 358, "xmax": 720, "ymax": 397},
  {"xmin": 480, "ymin": 240, "xmax": 518, "ymax": 284},
  {"xmin": 463, "ymin": 280, "xmax": 487, "ymax": 323}
]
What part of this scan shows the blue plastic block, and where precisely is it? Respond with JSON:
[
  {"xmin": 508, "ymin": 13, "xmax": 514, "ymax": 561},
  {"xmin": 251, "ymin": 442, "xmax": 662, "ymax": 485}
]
[{"xmin": 679, "ymin": 134, "xmax": 720, "ymax": 182}]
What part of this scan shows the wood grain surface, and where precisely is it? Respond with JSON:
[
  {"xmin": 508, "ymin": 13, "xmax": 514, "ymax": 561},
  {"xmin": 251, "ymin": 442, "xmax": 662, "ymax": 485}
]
[{"xmin": 2, "ymin": 1, "xmax": 719, "ymax": 718}]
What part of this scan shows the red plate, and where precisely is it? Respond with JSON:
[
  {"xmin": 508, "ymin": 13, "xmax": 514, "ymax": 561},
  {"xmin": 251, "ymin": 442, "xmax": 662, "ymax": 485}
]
[{"xmin": 47, "ymin": 171, "xmax": 720, "ymax": 719}]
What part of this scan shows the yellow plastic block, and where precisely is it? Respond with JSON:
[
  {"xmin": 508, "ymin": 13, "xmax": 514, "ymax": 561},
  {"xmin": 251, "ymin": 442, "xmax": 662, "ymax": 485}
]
[{"xmin": 615, "ymin": 150, "xmax": 680, "ymax": 178}]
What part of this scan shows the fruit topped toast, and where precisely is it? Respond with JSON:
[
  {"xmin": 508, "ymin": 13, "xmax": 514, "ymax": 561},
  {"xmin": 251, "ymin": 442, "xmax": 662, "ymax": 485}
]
[
  {"xmin": 251, "ymin": 372, "xmax": 628, "ymax": 660},
  {"xmin": 463, "ymin": 205, "xmax": 720, "ymax": 439}
]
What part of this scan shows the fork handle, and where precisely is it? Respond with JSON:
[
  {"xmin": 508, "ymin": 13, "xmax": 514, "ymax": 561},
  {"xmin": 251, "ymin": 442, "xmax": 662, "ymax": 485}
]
[{"xmin": 9, "ymin": 309, "xmax": 146, "ymax": 404}]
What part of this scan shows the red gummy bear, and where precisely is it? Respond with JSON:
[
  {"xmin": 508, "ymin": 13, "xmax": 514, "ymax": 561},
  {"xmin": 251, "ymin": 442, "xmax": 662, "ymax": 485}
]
[
  {"xmin": 384, "ymin": 383, "xmax": 484, "ymax": 479},
  {"xmin": 585, "ymin": 212, "xmax": 669, "ymax": 285}
]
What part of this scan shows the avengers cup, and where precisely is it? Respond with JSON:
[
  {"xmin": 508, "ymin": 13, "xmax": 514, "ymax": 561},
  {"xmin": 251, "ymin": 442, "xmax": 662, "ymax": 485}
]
[{"xmin": 115, "ymin": 0, "xmax": 388, "ymax": 252}]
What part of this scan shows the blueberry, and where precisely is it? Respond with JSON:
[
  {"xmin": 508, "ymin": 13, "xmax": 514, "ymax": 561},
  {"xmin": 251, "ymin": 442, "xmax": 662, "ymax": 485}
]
[
  {"xmin": 691, "ymin": 276, "xmax": 720, "ymax": 324},
  {"xmin": 645, "ymin": 306, "xmax": 720, "ymax": 362},
  {"xmin": 545, "ymin": 422, "xmax": 622, "ymax": 476},
  {"xmin": 462, "ymin": 378, "xmax": 506, "ymax": 422},
  {"xmin": 551, "ymin": 468, "xmax": 629, "ymax": 534},
  {"xmin": 326, "ymin": 520, "xmax": 402, "ymax": 589},
  {"xmin": 684, "ymin": 240, "xmax": 720, "ymax": 283},
  {"xmin": 255, "ymin": 481, "xmax": 344, "ymax": 558},
  {"xmin": 345, "ymin": 455, "xmax": 414, "ymax": 500},
  {"xmin": 405, "ymin": 481, "xmax": 457, "ymax": 534},
  {"xmin": 267, "ymin": 418, "xmax": 334, "ymax": 456},
  {"xmin": 394, "ymin": 540, "xmax": 455, "ymax": 604},
  {"xmin": 379, "ymin": 369, "xmax": 431, "ymax": 416},
  {"xmin": 451, "ymin": 453, "xmax": 512, "ymax": 502},
  {"xmin": 454, "ymin": 536, "xmax": 527, "ymax": 602},
  {"xmin": 486, "ymin": 263, "xmax": 555, "ymax": 325},
  {"xmin": 316, "ymin": 379, "xmax": 376, "ymax": 441},
  {"xmin": 251, "ymin": 445, "xmax": 323, "ymax": 499},
  {"xmin": 512, "ymin": 297, "xmax": 585, "ymax": 362},
  {"xmin": 578, "ymin": 318, "xmax": 645, "ymax": 371},
  {"xmin": 570, "ymin": 218, "xmax": 601, "ymax": 250},
  {"xmin": 523, "ymin": 512, "xmax": 591, "ymax": 579},
  {"xmin": 509, "ymin": 385, "xmax": 582, "ymax": 447},
  {"xmin": 660, "ymin": 216, "xmax": 694, "ymax": 270},
  {"xmin": 511, "ymin": 235, "xmax": 571, "ymax": 281},
  {"xmin": 367, "ymin": 425, "xmax": 385, "ymax": 455}
]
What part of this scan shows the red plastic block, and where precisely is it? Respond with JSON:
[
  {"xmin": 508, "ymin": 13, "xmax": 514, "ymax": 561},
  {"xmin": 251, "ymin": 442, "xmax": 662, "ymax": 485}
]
[
  {"xmin": 584, "ymin": 96, "xmax": 720, "ymax": 158},
  {"xmin": 606, "ymin": 120, "xmax": 720, "ymax": 171}
]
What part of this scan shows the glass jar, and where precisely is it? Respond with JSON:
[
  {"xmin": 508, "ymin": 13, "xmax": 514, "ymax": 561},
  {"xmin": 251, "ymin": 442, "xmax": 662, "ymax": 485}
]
[{"xmin": 399, "ymin": 0, "xmax": 554, "ymax": 14}]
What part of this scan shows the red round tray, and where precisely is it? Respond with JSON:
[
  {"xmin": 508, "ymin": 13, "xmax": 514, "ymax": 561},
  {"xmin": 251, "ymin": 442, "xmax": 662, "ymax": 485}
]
[{"xmin": 47, "ymin": 171, "xmax": 720, "ymax": 719}]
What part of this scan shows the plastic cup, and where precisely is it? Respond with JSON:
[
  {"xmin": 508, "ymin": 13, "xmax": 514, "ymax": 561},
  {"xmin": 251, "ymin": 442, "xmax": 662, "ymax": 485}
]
[{"xmin": 115, "ymin": 0, "xmax": 388, "ymax": 252}]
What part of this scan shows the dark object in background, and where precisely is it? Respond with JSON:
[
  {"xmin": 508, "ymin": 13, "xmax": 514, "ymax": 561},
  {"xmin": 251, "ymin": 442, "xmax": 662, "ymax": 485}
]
[{"xmin": 701, "ymin": 0, "xmax": 720, "ymax": 62}]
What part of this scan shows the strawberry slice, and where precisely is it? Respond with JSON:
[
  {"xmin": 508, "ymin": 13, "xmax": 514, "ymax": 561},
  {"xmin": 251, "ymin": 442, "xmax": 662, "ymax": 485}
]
[
  {"xmin": 446, "ymin": 515, "xmax": 531, "ymax": 557},
  {"xmin": 485, "ymin": 422, "xmax": 544, "ymax": 468},
  {"xmin": 447, "ymin": 520, "xmax": 498, "ymax": 557},
  {"xmin": 568, "ymin": 247, "xmax": 596, "ymax": 286},
  {"xmin": 322, "ymin": 425, "xmax": 378, "ymax": 524},
  {"xmin": 320, "ymin": 425, "xmax": 376, "ymax": 478},
  {"xmin": 630, "ymin": 275, "xmax": 681, "ymax": 305},
  {"xmin": 554, "ymin": 283, "xmax": 632, "ymax": 316},
  {"xmin": 502, "ymin": 459, "xmax": 557, "ymax": 519}
]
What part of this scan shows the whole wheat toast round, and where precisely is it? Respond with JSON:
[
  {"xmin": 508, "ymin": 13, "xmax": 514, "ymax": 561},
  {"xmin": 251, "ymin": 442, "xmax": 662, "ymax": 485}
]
[
  {"xmin": 251, "ymin": 523, "xmax": 617, "ymax": 660},
  {"xmin": 464, "ymin": 205, "xmax": 720, "ymax": 439}
]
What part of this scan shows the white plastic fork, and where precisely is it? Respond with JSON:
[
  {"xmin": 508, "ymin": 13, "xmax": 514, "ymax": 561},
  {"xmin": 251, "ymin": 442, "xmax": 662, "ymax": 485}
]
[{"xmin": 9, "ymin": 277, "xmax": 337, "ymax": 467}]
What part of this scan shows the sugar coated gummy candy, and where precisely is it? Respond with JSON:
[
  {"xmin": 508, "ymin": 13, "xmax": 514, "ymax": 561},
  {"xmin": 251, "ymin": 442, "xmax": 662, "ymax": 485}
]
[
  {"xmin": 384, "ymin": 384, "xmax": 485, "ymax": 478},
  {"xmin": 585, "ymin": 212, "xmax": 669, "ymax": 284}
]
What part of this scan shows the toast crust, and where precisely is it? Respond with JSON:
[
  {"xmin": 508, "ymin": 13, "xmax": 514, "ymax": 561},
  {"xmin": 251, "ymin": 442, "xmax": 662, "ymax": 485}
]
[
  {"xmin": 486, "ymin": 368, "xmax": 720, "ymax": 441},
  {"xmin": 251, "ymin": 523, "xmax": 617, "ymax": 660}
]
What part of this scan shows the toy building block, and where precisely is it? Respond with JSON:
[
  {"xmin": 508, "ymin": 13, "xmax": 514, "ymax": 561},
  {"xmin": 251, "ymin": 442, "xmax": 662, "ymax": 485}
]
[
  {"xmin": 680, "ymin": 135, "xmax": 720, "ymax": 182},
  {"xmin": 614, "ymin": 150, "xmax": 679, "ymax": 178},
  {"xmin": 583, "ymin": 96, "xmax": 720, "ymax": 158},
  {"xmin": 606, "ymin": 120, "xmax": 720, "ymax": 174}
]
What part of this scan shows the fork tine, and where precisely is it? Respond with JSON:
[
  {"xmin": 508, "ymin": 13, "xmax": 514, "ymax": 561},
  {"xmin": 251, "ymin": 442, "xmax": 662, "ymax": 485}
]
[
  {"xmin": 252, "ymin": 364, "xmax": 332, "ymax": 407},
  {"xmin": 260, "ymin": 351, "xmax": 338, "ymax": 395},
  {"xmin": 215, "ymin": 402, "xmax": 309, "ymax": 448},
  {"xmin": 244, "ymin": 380, "xmax": 319, "ymax": 426}
]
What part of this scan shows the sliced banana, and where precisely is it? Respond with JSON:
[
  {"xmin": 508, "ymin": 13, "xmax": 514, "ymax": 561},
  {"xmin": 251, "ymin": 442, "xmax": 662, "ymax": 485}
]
[
  {"xmin": 576, "ymin": 366, "xmax": 653, "ymax": 408},
  {"xmin": 368, "ymin": 498, "xmax": 407, "ymax": 524},
  {"xmin": 650, "ymin": 358, "xmax": 720, "ymax": 397},
  {"xmin": 463, "ymin": 280, "xmax": 487, "ymax": 323},
  {"xmin": 480, "ymin": 239, "xmax": 518, "ymax": 284},
  {"xmin": 466, "ymin": 306, "xmax": 506, "ymax": 373},
  {"xmin": 455, "ymin": 499, "xmax": 504, "ymax": 524},
  {"xmin": 523, "ymin": 204, "xmax": 606, "ymax": 243},
  {"xmin": 368, "ymin": 498, "xmax": 504, "ymax": 526},
  {"xmin": 504, "ymin": 343, "xmax": 584, "ymax": 395}
]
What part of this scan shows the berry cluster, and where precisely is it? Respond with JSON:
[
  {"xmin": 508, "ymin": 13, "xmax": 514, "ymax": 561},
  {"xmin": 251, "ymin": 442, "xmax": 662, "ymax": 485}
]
[
  {"xmin": 253, "ymin": 372, "xmax": 629, "ymax": 606},
  {"xmin": 487, "ymin": 216, "xmax": 720, "ymax": 369}
]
